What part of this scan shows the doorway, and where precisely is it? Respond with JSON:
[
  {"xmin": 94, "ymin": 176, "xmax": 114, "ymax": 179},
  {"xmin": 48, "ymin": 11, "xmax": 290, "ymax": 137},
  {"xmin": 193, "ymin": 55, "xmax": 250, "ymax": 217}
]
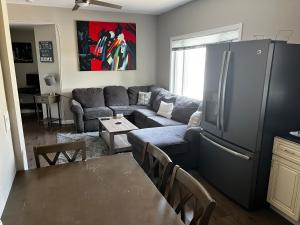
[
  {"xmin": 9, "ymin": 23, "xmax": 71, "ymax": 169},
  {"xmin": 10, "ymin": 25, "xmax": 41, "ymax": 121}
]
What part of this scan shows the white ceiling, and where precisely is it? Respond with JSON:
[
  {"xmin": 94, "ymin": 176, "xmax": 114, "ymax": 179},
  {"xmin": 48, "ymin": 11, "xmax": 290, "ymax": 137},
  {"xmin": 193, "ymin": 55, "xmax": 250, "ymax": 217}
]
[{"xmin": 7, "ymin": 0, "xmax": 194, "ymax": 15}]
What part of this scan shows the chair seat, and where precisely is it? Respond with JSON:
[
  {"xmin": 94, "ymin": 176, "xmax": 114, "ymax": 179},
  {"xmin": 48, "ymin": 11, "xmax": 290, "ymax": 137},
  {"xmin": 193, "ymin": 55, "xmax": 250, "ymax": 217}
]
[{"xmin": 83, "ymin": 107, "xmax": 113, "ymax": 120}]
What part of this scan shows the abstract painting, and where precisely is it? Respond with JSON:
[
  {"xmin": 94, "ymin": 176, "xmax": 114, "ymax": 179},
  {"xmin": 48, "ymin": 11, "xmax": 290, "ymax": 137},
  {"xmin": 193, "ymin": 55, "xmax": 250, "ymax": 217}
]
[{"xmin": 76, "ymin": 20, "xmax": 136, "ymax": 71}]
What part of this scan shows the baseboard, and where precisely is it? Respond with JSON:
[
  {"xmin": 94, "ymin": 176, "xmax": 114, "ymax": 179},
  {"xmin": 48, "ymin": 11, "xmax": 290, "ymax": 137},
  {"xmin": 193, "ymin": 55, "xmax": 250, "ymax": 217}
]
[
  {"xmin": 50, "ymin": 119, "xmax": 74, "ymax": 125},
  {"xmin": 61, "ymin": 120, "xmax": 74, "ymax": 125},
  {"xmin": 270, "ymin": 206, "xmax": 299, "ymax": 224}
]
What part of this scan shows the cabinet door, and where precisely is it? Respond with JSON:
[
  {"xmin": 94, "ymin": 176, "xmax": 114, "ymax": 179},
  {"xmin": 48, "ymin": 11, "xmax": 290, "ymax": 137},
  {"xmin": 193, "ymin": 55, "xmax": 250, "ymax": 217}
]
[{"xmin": 267, "ymin": 156, "xmax": 300, "ymax": 220}]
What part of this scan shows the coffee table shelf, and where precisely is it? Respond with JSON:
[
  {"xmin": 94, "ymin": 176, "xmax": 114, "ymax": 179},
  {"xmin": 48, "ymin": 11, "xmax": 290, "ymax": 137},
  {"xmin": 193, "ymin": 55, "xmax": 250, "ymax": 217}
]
[{"xmin": 98, "ymin": 117, "xmax": 138, "ymax": 154}]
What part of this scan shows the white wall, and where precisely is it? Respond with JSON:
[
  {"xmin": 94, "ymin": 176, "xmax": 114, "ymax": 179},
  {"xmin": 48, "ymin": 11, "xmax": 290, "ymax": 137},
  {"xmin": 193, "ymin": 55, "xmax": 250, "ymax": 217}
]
[
  {"xmin": 10, "ymin": 28, "xmax": 38, "ymax": 88},
  {"xmin": 34, "ymin": 24, "xmax": 60, "ymax": 118},
  {"xmin": 34, "ymin": 24, "xmax": 60, "ymax": 94},
  {"xmin": 0, "ymin": 0, "xmax": 27, "ymax": 174},
  {"xmin": 0, "ymin": 0, "xmax": 21, "ymax": 217},
  {"xmin": 157, "ymin": 0, "xmax": 300, "ymax": 88},
  {"xmin": 0, "ymin": 61, "xmax": 16, "ymax": 217},
  {"xmin": 7, "ymin": 4, "xmax": 157, "ymax": 120}
]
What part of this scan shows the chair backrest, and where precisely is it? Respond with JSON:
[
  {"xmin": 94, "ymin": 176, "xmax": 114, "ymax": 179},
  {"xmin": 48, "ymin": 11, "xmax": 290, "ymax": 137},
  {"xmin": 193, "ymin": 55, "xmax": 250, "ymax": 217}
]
[
  {"xmin": 33, "ymin": 141, "xmax": 86, "ymax": 168},
  {"xmin": 141, "ymin": 143, "xmax": 174, "ymax": 194},
  {"xmin": 167, "ymin": 166, "xmax": 216, "ymax": 225}
]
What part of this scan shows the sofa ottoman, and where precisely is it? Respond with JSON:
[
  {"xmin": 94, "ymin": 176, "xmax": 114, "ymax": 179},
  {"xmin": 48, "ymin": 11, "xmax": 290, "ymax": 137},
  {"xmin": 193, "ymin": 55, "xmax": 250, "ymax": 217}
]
[{"xmin": 127, "ymin": 125, "xmax": 198, "ymax": 169}]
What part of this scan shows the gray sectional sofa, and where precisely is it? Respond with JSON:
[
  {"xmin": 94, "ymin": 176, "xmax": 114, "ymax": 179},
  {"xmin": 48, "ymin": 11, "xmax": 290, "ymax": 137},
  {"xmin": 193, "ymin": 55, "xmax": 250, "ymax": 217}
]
[
  {"xmin": 71, "ymin": 85, "xmax": 154, "ymax": 132},
  {"xmin": 70, "ymin": 85, "xmax": 202, "ymax": 169}
]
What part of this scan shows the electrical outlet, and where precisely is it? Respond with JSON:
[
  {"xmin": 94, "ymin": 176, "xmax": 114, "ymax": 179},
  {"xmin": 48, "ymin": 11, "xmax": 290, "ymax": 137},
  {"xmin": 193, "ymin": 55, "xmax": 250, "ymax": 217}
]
[{"xmin": 3, "ymin": 112, "xmax": 10, "ymax": 133}]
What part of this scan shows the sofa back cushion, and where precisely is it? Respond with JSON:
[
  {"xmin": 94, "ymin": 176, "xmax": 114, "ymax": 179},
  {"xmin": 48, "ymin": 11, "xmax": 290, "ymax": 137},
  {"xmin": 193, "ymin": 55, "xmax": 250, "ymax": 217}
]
[
  {"xmin": 104, "ymin": 86, "xmax": 129, "ymax": 106},
  {"xmin": 127, "ymin": 86, "xmax": 150, "ymax": 105},
  {"xmin": 172, "ymin": 96, "xmax": 202, "ymax": 124},
  {"xmin": 152, "ymin": 89, "xmax": 176, "ymax": 112},
  {"xmin": 149, "ymin": 86, "xmax": 163, "ymax": 105},
  {"xmin": 72, "ymin": 88, "xmax": 105, "ymax": 108}
]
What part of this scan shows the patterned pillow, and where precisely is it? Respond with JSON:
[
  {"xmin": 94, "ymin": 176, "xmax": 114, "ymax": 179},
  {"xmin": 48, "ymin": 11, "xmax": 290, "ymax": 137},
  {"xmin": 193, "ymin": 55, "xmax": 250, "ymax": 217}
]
[{"xmin": 137, "ymin": 92, "xmax": 152, "ymax": 105}]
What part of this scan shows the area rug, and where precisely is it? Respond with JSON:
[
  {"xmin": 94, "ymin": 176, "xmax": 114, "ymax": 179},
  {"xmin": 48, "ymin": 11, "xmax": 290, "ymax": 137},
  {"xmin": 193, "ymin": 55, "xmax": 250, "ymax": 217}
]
[{"xmin": 56, "ymin": 132, "xmax": 110, "ymax": 163}]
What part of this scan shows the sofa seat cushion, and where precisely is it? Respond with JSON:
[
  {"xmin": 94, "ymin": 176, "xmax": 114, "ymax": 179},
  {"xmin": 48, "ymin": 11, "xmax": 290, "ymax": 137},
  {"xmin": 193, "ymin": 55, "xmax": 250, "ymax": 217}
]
[
  {"xmin": 133, "ymin": 109, "xmax": 156, "ymax": 128},
  {"xmin": 134, "ymin": 108, "xmax": 156, "ymax": 118},
  {"xmin": 146, "ymin": 116, "xmax": 184, "ymax": 127},
  {"xmin": 83, "ymin": 107, "xmax": 113, "ymax": 120},
  {"xmin": 109, "ymin": 105, "xmax": 149, "ymax": 116},
  {"xmin": 104, "ymin": 86, "xmax": 129, "ymax": 106},
  {"xmin": 72, "ymin": 88, "xmax": 105, "ymax": 108},
  {"xmin": 127, "ymin": 125, "xmax": 188, "ymax": 155}
]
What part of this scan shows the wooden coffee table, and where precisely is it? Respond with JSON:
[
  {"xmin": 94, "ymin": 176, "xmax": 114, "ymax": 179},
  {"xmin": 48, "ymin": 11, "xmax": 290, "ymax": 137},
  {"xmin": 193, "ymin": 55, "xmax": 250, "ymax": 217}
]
[{"xmin": 98, "ymin": 117, "xmax": 138, "ymax": 154}]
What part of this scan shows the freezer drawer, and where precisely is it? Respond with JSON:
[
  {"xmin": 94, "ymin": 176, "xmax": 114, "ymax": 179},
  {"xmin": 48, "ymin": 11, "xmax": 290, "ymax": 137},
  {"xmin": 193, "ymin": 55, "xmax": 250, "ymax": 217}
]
[{"xmin": 198, "ymin": 132, "xmax": 256, "ymax": 208}]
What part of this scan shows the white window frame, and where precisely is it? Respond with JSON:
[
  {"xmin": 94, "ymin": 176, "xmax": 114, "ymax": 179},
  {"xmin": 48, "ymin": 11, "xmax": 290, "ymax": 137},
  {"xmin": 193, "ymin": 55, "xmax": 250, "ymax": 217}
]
[{"xmin": 169, "ymin": 23, "xmax": 243, "ymax": 95}]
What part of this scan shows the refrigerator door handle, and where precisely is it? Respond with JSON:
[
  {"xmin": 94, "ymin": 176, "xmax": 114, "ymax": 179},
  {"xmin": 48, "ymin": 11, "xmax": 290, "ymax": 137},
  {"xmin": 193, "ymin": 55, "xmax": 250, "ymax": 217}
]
[
  {"xmin": 217, "ymin": 51, "xmax": 227, "ymax": 130},
  {"xmin": 200, "ymin": 133, "xmax": 251, "ymax": 160},
  {"xmin": 220, "ymin": 50, "xmax": 232, "ymax": 132}
]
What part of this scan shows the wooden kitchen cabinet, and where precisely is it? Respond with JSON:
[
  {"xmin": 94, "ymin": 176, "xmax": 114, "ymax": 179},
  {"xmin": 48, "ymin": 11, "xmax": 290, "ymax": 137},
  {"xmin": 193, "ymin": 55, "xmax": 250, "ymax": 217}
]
[{"xmin": 268, "ymin": 137, "xmax": 300, "ymax": 221}]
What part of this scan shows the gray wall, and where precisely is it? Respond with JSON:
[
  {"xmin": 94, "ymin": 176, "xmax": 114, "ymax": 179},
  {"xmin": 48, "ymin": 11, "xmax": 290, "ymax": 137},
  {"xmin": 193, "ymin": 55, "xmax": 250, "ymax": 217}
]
[
  {"xmin": 10, "ymin": 28, "xmax": 38, "ymax": 88},
  {"xmin": 157, "ymin": 0, "xmax": 300, "ymax": 88}
]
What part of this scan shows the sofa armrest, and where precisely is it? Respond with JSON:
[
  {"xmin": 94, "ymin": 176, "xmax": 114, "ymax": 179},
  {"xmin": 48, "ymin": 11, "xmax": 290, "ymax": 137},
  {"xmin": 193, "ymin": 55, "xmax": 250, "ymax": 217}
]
[
  {"xmin": 71, "ymin": 99, "xmax": 84, "ymax": 115},
  {"xmin": 70, "ymin": 100, "xmax": 84, "ymax": 133},
  {"xmin": 184, "ymin": 127, "xmax": 202, "ymax": 142}
]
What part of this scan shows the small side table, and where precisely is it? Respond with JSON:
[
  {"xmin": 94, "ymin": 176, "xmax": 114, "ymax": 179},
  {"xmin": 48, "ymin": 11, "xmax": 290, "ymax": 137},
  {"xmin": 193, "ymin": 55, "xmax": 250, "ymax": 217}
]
[{"xmin": 34, "ymin": 94, "xmax": 61, "ymax": 127}]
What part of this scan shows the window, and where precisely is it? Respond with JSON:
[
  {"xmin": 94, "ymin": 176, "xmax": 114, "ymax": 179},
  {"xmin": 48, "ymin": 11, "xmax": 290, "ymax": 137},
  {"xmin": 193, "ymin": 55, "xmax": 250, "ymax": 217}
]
[{"xmin": 170, "ymin": 24, "xmax": 242, "ymax": 100}]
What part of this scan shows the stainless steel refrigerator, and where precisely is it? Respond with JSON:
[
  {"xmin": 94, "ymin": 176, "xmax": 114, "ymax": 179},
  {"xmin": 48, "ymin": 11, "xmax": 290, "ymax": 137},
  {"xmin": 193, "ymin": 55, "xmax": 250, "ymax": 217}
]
[{"xmin": 199, "ymin": 39, "xmax": 300, "ymax": 209}]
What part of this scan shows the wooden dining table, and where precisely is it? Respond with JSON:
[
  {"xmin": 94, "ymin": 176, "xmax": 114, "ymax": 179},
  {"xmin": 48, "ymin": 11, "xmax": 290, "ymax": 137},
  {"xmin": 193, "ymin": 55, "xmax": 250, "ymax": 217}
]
[{"xmin": 2, "ymin": 153, "xmax": 184, "ymax": 225}]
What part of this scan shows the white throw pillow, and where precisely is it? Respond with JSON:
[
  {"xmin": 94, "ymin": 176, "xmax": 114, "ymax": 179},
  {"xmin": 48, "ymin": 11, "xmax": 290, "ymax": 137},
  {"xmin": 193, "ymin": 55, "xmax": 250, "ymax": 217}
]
[
  {"xmin": 157, "ymin": 101, "xmax": 174, "ymax": 119},
  {"xmin": 137, "ymin": 92, "xmax": 152, "ymax": 105},
  {"xmin": 187, "ymin": 111, "xmax": 202, "ymax": 128}
]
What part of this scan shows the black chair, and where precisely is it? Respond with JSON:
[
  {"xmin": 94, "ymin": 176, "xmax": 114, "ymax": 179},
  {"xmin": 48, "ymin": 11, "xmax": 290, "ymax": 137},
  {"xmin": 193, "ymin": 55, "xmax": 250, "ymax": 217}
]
[
  {"xmin": 33, "ymin": 141, "xmax": 86, "ymax": 168},
  {"xmin": 141, "ymin": 142, "xmax": 174, "ymax": 194},
  {"xmin": 166, "ymin": 165, "xmax": 216, "ymax": 225}
]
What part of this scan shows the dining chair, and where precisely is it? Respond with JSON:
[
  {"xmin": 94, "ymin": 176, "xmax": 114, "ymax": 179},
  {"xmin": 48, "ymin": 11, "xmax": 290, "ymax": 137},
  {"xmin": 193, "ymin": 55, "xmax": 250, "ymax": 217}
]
[
  {"xmin": 166, "ymin": 165, "xmax": 216, "ymax": 225},
  {"xmin": 33, "ymin": 141, "xmax": 86, "ymax": 168},
  {"xmin": 141, "ymin": 142, "xmax": 174, "ymax": 194}
]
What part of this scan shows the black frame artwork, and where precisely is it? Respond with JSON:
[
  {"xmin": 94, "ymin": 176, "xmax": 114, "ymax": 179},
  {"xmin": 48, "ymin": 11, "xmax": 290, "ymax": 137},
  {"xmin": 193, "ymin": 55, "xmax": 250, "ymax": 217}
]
[
  {"xmin": 12, "ymin": 42, "xmax": 33, "ymax": 63},
  {"xmin": 39, "ymin": 41, "xmax": 54, "ymax": 63}
]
